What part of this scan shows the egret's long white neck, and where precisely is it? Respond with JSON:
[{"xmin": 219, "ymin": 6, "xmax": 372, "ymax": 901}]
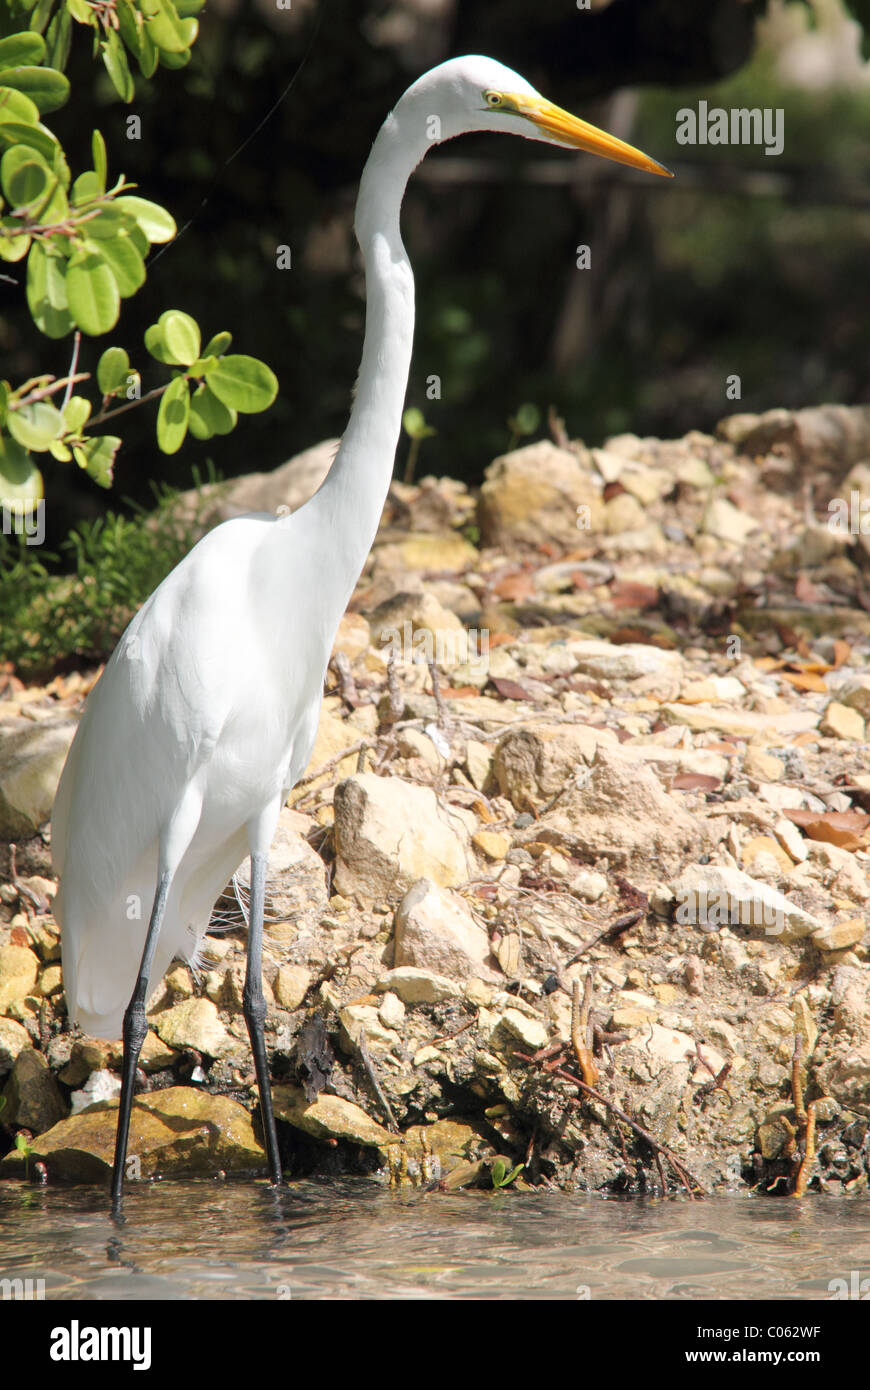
[{"xmin": 302, "ymin": 108, "xmax": 429, "ymax": 621}]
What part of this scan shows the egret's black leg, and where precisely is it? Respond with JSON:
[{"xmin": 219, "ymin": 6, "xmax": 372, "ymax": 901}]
[
  {"xmin": 244, "ymin": 851, "xmax": 282, "ymax": 1184},
  {"xmin": 111, "ymin": 869, "xmax": 171, "ymax": 1218}
]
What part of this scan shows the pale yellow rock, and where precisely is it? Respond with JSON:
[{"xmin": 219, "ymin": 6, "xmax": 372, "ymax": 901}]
[
  {"xmin": 495, "ymin": 932, "xmax": 521, "ymax": 976},
  {"xmin": 333, "ymin": 775, "xmax": 470, "ymax": 899},
  {"xmin": 376, "ymin": 967, "xmax": 460, "ymax": 1004},
  {"xmin": 661, "ymin": 704, "xmax": 818, "ymax": 738},
  {"xmin": 0, "ymin": 1085, "xmax": 266, "ymax": 1181},
  {"xmin": 164, "ymin": 965, "xmax": 194, "ymax": 999},
  {"xmin": 701, "ymin": 496, "xmax": 758, "ymax": 545},
  {"xmin": 742, "ymin": 835, "xmax": 793, "ymax": 874},
  {"xmin": 151, "ymin": 998, "xmax": 237, "ymax": 1059},
  {"xmin": 820, "ymin": 701, "xmax": 865, "ymax": 742},
  {"xmin": 774, "ymin": 818, "xmax": 808, "ymax": 863},
  {"xmin": 604, "ymin": 492, "xmax": 646, "ymax": 534},
  {"xmin": 478, "ymin": 441, "xmax": 604, "ymax": 549},
  {"xmin": 0, "ymin": 717, "xmax": 78, "ymax": 838},
  {"xmin": 743, "ymin": 748, "xmax": 784, "ymax": 782},
  {"xmin": 472, "ymin": 830, "xmax": 510, "ymax": 861},
  {"xmin": 376, "ymin": 532, "xmax": 479, "ymax": 573},
  {"xmin": 812, "ymin": 918, "xmax": 866, "ymax": 953},
  {"xmin": 679, "ymin": 676, "xmax": 746, "ymax": 704},
  {"xmin": 378, "ymin": 991, "xmax": 405, "ymax": 1029},
  {"xmin": 271, "ymin": 1087, "xmax": 394, "ymax": 1147},
  {"xmin": 369, "ymin": 589, "xmax": 465, "ymax": 661},
  {"xmin": 413, "ymin": 1045, "xmax": 442, "ymax": 1067},
  {"xmin": 37, "ymin": 964, "xmax": 63, "ymax": 997},
  {"xmin": 397, "ymin": 727, "xmax": 446, "ymax": 771},
  {"xmin": 0, "ymin": 945, "xmax": 39, "ymax": 1016},
  {"xmin": 465, "ymin": 741, "xmax": 494, "ymax": 791},
  {"xmin": 464, "ymin": 978, "xmax": 493, "ymax": 1007},
  {"xmin": 498, "ymin": 1008, "xmax": 549, "ymax": 1051},
  {"xmin": 0, "ymin": 1017, "xmax": 32, "ymax": 1071},
  {"xmin": 493, "ymin": 722, "xmax": 616, "ymax": 809},
  {"xmin": 394, "ymin": 879, "xmax": 495, "ymax": 981},
  {"xmin": 274, "ymin": 965, "xmax": 312, "ymax": 1011},
  {"xmin": 612, "ymin": 1005, "xmax": 657, "ymax": 1028},
  {"xmin": 339, "ymin": 1004, "xmax": 400, "ymax": 1054},
  {"xmin": 652, "ymin": 983, "xmax": 679, "ymax": 1005}
]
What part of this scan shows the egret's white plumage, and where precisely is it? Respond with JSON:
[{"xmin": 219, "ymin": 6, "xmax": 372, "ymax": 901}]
[{"xmin": 51, "ymin": 57, "xmax": 668, "ymax": 1197}]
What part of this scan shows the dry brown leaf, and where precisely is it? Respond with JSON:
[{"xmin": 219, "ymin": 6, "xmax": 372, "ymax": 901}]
[
  {"xmin": 609, "ymin": 582, "xmax": 659, "ymax": 610},
  {"xmin": 784, "ymin": 808, "xmax": 870, "ymax": 851},
  {"xmin": 672, "ymin": 773, "xmax": 721, "ymax": 793},
  {"xmin": 780, "ymin": 671, "xmax": 828, "ymax": 694},
  {"xmin": 490, "ymin": 677, "xmax": 535, "ymax": 701},
  {"xmin": 493, "ymin": 572, "xmax": 535, "ymax": 601}
]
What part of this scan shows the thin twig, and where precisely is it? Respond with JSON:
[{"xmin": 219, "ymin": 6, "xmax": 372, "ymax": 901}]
[
  {"xmin": 88, "ymin": 382, "xmax": 168, "ymax": 426},
  {"xmin": 571, "ymin": 975, "xmax": 598, "ymax": 1086},
  {"xmin": 428, "ymin": 658, "xmax": 452, "ymax": 737},
  {"xmin": 61, "ymin": 332, "xmax": 82, "ymax": 413},
  {"xmin": 292, "ymin": 738, "xmax": 369, "ymax": 796},
  {"xmin": 331, "ymin": 649, "xmax": 358, "ymax": 706},
  {"xmin": 355, "ymin": 1032, "xmax": 398, "ymax": 1132}
]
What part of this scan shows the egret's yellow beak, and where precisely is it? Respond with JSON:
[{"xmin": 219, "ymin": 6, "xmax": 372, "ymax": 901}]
[{"xmin": 511, "ymin": 93, "xmax": 672, "ymax": 178}]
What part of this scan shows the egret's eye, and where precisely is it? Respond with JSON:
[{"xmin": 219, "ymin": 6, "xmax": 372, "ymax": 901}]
[{"xmin": 484, "ymin": 91, "xmax": 504, "ymax": 109}]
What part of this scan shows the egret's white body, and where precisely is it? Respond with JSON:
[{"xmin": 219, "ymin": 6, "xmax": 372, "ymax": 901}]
[
  {"xmin": 51, "ymin": 55, "xmax": 668, "ymax": 1199},
  {"xmin": 53, "ymin": 514, "xmax": 327, "ymax": 1036}
]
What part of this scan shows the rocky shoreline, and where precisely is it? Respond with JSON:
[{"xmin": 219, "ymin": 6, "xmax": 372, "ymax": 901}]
[{"xmin": 1, "ymin": 404, "xmax": 869, "ymax": 1196}]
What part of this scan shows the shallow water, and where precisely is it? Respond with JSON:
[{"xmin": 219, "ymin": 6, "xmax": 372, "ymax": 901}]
[{"xmin": 1, "ymin": 1181, "xmax": 868, "ymax": 1299}]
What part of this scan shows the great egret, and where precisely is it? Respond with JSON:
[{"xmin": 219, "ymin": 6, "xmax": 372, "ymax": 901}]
[{"xmin": 51, "ymin": 55, "xmax": 670, "ymax": 1210}]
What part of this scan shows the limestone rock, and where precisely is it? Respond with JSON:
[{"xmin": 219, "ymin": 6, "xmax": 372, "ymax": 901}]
[
  {"xmin": 493, "ymin": 722, "xmax": 615, "ymax": 810},
  {"xmin": 820, "ymin": 701, "xmax": 865, "ymax": 742},
  {"xmin": 497, "ymin": 1008, "xmax": 549, "ymax": 1051},
  {"xmin": 368, "ymin": 590, "xmax": 466, "ymax": 665},
  {"xmin": 670, "ymin": 863, "xmax": 823, "ymax": 940},
  {"xmin": 375, "ymin": 966, "xmax": 461, "ymax": 1004},
  {"xmin": 520, "ymin": 744, "xmax": 702, "ymax": 874},
  {"xmin": 830, "ymin": 966, "xmax": 869, "ymax": 1038},
  {"xmin": 339, "ymin": 1004, "xmax": 401, "ymax": 1053},
  {"xmin": 478, "ymin": 441, "xmax": 603, "ymax": 548},
  {"xmin": 0, "ymin": 1017, "xmax": 32, "ymax": 1075},
  {"xmin": 151, "ymin": 998, "xmax": 237, "ymax": 1059},
  {"xmin": 0, "ymin": 1086, "xmax": 266, "ymax": 1181},
  {"xmin": 1, "ymin": 1048, "xmax": 67, "ymax": 1132},
  {"xmin": 701, "ymin": 496, "xmax": 759, "ymax": 545},
  {"xmin": 333, "ymin": 773, "xmax": 470, "ymax": 900},
  {"xmin": 838, "ymin": 678, "xmax": 870, "ymax": 719},
  {"xmin": 0, "ymin": 717, "xmax": 77, "ymax": 839},
  {"xmin": 0, "ymin": 945, "xmax": 39, "ymax": 1015},
  {"xmin": 812, "ymin": 918, "xmax": 866, "ymax": 953},
  {"xmin": 394, "ymin": 879, "xmax": 497, "ymax": 982},
  {"xmin": 274, "ymin": 965, "xmax": 312, "ymax": 1011},
  {"xmin": 271, "ymin": 1085, "xmax": 394, "ymax": 1147},
  {"xmin": 373, "ymin": 531, "xmax": 478, "ymax": 574},
  {"xmin": 818, "ymin": 1044, "xmax": 870, "ymax": 1111},
  {"xmin": 471, "ymin": 830, "xmax": 510, "ymax": 861},
  {"xmin": 569, "ymin": 640, "xmax": 681, "ymax": 682}
]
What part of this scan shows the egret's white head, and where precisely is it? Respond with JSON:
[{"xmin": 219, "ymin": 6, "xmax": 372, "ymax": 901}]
[{"xmin": 396, "ymin": 54, "xmax": 671, "ymax": 178}]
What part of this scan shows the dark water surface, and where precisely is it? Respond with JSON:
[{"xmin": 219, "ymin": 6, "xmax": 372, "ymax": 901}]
[{"xmin": 1, "ymin": 1181, "xmax": 868, "ymax": 1300}]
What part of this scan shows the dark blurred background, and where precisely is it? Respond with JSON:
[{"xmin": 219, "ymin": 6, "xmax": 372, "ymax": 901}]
[{"xmin": 6, "ymin": 0, "xmax": 870, "ymax": 542}]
